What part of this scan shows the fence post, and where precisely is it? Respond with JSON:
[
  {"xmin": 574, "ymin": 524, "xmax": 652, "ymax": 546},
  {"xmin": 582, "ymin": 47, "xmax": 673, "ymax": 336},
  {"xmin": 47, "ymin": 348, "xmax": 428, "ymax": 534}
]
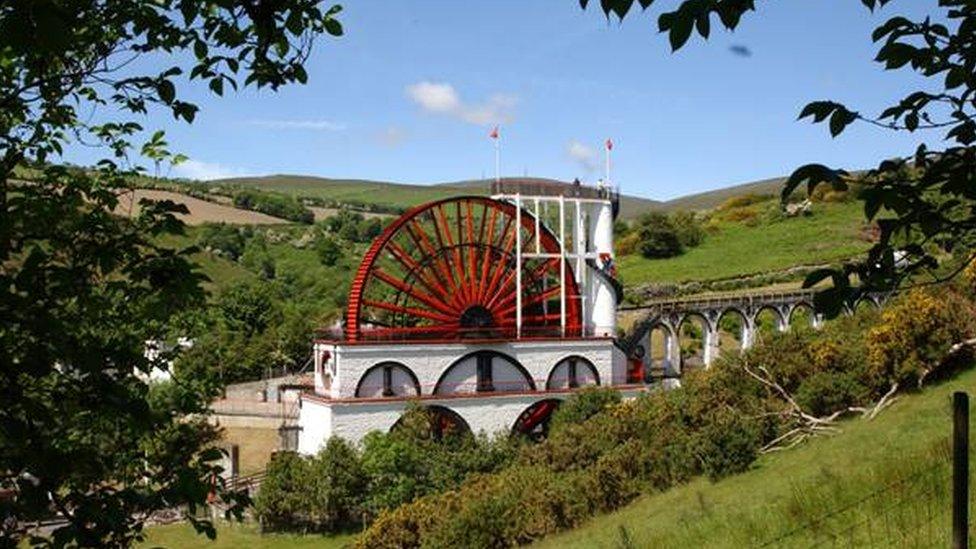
[{"xmin": 954, "ymin": 391, "xmax": 969, "ymax": 549}]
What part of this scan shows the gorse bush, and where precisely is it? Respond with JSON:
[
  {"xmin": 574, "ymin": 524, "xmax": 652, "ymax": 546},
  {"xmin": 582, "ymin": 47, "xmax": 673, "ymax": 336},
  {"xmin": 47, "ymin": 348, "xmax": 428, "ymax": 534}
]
[
  {"xmin": 355, "ymin": 285, "xmax": 976, "ymax": 548},
  {"xmin": 548, "ymin": 386, "xmax": 621, "ymax": 434}
]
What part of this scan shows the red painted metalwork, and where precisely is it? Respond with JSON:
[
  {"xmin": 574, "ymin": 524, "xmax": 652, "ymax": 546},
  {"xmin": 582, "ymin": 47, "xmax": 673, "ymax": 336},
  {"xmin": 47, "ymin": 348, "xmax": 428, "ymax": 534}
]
[
  {"xmin": 512, "ymin": 399, "xmax": 561, "ymax": 439},
  {"xmin": 346, "ymin": 196, "xmax": 581, "ymax": 341}
]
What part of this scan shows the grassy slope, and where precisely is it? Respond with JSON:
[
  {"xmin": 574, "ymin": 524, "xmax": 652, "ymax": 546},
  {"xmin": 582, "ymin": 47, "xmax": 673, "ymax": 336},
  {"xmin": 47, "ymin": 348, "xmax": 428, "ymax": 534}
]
[
  {"xmin": 140, "ymin": 522, "xmax": 353, "ymax": 549},
  {"xmin": 537, "ymin": 367, "xmax": 976, "ymax": 548},
  {"xmin": 618, "ymin": 200, "xmax": 869, "ymax": 286}
]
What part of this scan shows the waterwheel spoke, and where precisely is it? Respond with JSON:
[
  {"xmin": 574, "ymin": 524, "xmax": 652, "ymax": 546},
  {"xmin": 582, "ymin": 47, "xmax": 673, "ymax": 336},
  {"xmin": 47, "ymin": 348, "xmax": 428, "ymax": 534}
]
[
  {"xmin": 385, "ymin": 241, "xmax": 451, "ymax": 298},
  {"xmin": 477, "ymin": 208, "xmax": 504, "ymax": 302},
  {"xmin": 495, "ymin": 283, "xmax": 562, "ymax": 318},
  {"xmin": 371, "ymin": 268, "xmax": 459, "ymax": 317},
  {"xmin": 482, "ymin": 217, "xmax": 519, "ymax": 304},
  {"xmin": 488, "ymin": 258, "xmax": 558, "ymax": 311},
  {"xmin": 362, "ymin": 299, "xmax": 458, "ymax": 324},
  {"xmin": 406, "ymin": 219, "xmax": 464, "ymax": 308}
]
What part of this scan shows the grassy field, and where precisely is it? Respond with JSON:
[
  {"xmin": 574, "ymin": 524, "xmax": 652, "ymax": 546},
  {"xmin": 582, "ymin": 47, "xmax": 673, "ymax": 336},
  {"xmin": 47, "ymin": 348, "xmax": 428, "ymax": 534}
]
[
  {"xmin": 140, "ymin": 522, "xmax": 354, "ymax": 549},
  {"xmin": 536, "ymin": 366, "xmax": 976, "ymax": 548},
  {"xmin": 618, "ymin": 200, "xmax": 870, "ymax": 286}
]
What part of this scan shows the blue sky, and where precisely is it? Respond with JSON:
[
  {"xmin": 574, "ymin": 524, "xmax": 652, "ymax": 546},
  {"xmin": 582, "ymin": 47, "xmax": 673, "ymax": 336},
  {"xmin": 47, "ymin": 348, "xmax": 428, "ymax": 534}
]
[{"xmin": 68, "ymin": 1, "xmax": 938, "ymax": 201}]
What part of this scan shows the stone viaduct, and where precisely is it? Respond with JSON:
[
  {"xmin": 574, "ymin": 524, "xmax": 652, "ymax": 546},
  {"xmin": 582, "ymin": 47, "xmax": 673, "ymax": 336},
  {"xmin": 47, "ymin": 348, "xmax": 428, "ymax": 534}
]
[{"xmin": 621, "ymin": 289, "xmax": 890, "ymax": 378}]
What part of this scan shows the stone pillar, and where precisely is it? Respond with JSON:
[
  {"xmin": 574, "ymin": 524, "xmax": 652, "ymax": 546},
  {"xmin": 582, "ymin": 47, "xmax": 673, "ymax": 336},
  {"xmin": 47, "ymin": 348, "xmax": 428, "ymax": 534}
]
[
  {"xmin": 741, "ymin": 318, "xmax": 755, "ymax": 350},
  {"xmin": 703, "ymin": 325, "xmax": 721, "ymax": 368},
  {"xmin": 662, "ymin": 327, "xmax": 680, "ymax": 377}
]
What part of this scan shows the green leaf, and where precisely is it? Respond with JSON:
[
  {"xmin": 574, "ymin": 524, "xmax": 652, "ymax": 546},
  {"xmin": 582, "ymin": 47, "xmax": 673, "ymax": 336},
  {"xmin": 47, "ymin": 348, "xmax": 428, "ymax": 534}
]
[
  {"xmin": 158, "ymin": 80, "xmax": 175, "ymax": 104},
  {"xmin": 783, "ymin": 163, "xmax": 848, "ymax": 201},
  {"xmin": 209, "ymin": 78, "xmax": 224, "ymax": 96},
  {"xmin": 828, "ymin": 108, "xmax": 857, "ymax": 137},
  {"xmin": 324, "ymin": 18, "xmax": 343, "ymax": 37}
]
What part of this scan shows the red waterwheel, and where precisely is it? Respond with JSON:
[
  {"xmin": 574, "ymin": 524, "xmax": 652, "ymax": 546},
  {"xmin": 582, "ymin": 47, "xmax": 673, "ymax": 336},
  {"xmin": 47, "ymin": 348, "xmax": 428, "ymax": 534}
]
[{"xmin": 345, "ymin": 196, "xmax": 582, "ymax": 341}]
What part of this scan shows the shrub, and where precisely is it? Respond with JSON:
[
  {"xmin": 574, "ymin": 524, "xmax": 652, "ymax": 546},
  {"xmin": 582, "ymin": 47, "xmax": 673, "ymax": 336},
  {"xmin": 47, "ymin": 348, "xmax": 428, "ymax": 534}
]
[
  {"xmin": 307, "ymin": 438, "xmax": 367, "ymax": 531},
  {"xmin": 197, "ymin": 222, "xmax": 250, "ymax": 259},
  {"xmin": 254, "ymin": 452, "xmax": 314, "ymax": 531},
  {"xmin": 615, "ymin": 231, "xmax": 641, "ymax": 256},
  {"xmin": 716, "ymin": 193, "xmax": 771, "ymax": 211},
  {"xmin": 794, "ymin": 371, "xmax": 868, "ymax": 417},
  {"xmin": 636, "ymin": 212, "xmax": 683, "ymax": 258},
  {"xmin": 315, "ymin": 235, "xmax": 341, "ymax": 266},
  {"xmin": 670, "ymin": 210, "xmax": 706, "ymax": 248},
  {"xmin": 866, "ymin": 288, "xmax": 973, "ymax": 389},
  {"xmin": 549, "ymin": 387, "xmax": 622, "ymax": 434}
]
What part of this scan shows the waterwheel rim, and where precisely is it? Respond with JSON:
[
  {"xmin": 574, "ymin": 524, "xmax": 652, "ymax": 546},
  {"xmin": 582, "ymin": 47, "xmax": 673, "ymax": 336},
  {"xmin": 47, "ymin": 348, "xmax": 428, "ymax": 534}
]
[{"xmin": 345, "ymin": 196, "xmax": 582, "ymax": 341}]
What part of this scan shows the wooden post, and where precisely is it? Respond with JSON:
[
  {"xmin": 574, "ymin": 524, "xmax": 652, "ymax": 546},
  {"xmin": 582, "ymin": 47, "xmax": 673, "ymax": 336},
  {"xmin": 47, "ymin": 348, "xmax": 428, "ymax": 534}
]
[{"xmin": 954, "ymin": 391, "xmax": 969, "ymax": 549}]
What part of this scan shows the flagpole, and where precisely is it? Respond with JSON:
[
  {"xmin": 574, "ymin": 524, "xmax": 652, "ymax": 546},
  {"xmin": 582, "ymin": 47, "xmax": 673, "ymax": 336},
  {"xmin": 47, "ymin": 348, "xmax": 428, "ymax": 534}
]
[
  {"xmin": 605, "ymin": 138, "xmax": 611, "ymax": 184},
  {"xmin": 494, "ymin": 129, "xmax": 500, "ymax": 184}
]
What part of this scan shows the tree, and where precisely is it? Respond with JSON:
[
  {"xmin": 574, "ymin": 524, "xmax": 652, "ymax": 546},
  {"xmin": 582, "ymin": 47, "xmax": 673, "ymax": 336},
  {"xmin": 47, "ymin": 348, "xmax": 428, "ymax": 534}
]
[
  {"xmin": 316, "ymin": 235, "xmax": 342, "ymax": 266},
  {"xmin": 0, "ymin": 0, "xmax": 342, "ymax": 545},
  {"xmin": 580, "ymin": 0, "xmax": 976, "ymax": 316},
  {"xmin": 635, "ymin": 211, "xmax": 684, "ymax": 258}
]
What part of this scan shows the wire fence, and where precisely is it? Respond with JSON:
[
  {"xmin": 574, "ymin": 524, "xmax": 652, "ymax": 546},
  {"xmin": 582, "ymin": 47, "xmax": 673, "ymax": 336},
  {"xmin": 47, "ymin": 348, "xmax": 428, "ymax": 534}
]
[{"xmin": 758, "ymin": 457, "xmax": 955, "ymax": 548}]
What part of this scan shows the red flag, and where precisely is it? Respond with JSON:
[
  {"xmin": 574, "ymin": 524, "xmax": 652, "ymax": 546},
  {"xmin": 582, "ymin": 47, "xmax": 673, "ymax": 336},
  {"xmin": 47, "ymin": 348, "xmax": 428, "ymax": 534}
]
[
  {"xmin": 489, "ymin": 125, "xmax": 499, "ymax": 139},
  {"xmin": 605, "ymin": 138, "xmax": 613, "ymax": 151}
]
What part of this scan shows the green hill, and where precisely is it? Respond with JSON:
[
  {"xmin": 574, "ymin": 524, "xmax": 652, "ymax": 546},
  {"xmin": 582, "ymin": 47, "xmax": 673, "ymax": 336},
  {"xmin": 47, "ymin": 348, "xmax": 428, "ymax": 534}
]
[
  {"xmin": 536, "ymin": 366, "xmax": 975, "ymax": 548},
  {"xmin": 211, "ymin": 173, "xmax": 805, "ymax": 219},
  {"xmin": 210, "ymin": 175, "xmax": 664, "ymax": 219}
]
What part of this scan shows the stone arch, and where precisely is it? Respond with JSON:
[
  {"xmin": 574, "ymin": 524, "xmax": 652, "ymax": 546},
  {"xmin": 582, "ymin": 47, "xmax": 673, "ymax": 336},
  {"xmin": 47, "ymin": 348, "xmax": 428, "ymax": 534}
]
[
  {"xmin": 391, "ymin": 405, "xmax": 471, "ymax": 440},
  {"xmin": 546, "ymin": 356, "xmax": 600, "ymax": 390},
  {"xmin": 677, "ymin": 312, "xmax": 711, "ymax": 370},
  {"xmin": 632, "ymin": 320, "xmax": 678, "ymax": 381},
  {"xmin": 434, "ymin": 350, "xmax": 535, "ymax": 395},
  {"xmin": 753, "ymin": 305, "xmax": 786, "ymax": 337},
  {"xmin": 788, "ymin": 302, "xmax": 816, "ymax": 330},
  {"xmin": 511, "ymin": 398, "xmax": 562, "ymax": 440},
  {"xmin": 717, "ymin": 308, "xmax": 750, "ymax": 352},
  {"xmin": 355, "ymin": 362, "xmax": 421, "ymax": 398}
]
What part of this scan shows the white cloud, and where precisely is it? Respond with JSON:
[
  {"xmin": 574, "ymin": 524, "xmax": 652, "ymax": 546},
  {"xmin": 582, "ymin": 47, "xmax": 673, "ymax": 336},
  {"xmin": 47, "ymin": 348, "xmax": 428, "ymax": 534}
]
[
  {"xmin": 405, "ymin": 81, "xmax": 516, "ymax": 126},
  {"xmin": 376, "ymin": 126, "xmax": 407, "ymax": 147},
  {"xmin": 566, "ymin": 140, "xmax": 597, "ymax": 173},
  {"xmin": 172, "ymin": 159, "xmax": 253, "ymax": 181},
  {"xmin": 247, "ymin": 119, "xmax": 347, "ymax": 131},
  {"xmin": 405, "ymin": 82, "xmax": 461, "ymax": 114}
]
